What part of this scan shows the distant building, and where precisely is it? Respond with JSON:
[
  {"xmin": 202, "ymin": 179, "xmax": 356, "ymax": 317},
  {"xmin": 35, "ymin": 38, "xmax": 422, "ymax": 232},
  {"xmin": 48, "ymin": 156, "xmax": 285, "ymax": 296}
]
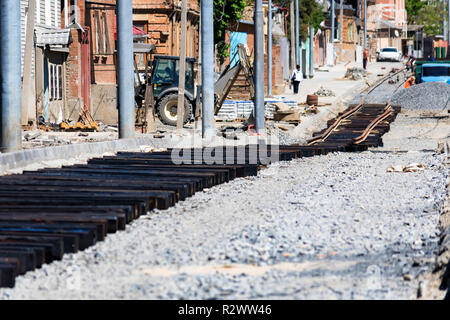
[
  {"xmin": 18, "ymin": 0, "xmax": 202, "ymax": 126},
  {"xmin": 223, "ymin": 3, "xmax": 289, "ymax": 98},
  {"xmin": 20, "ymin": 0, "xmax": 67, "ymax": 125},
  {"xmin": 367, "ymin": 0, "xmax": 408, "ymax": 55}
]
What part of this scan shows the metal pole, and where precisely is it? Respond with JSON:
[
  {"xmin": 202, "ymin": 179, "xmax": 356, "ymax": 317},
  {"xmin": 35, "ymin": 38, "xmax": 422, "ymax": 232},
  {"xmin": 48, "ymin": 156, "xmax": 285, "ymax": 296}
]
[
  {"xmin": 364, "ymin": 0, "xmax": 367, "ymax": 48},
  {"xmin": 444, "ymin": 0, "xmax": 448, "ymax": 42},
  {"xmin": 117, "ymin": 0, "xmax": 135, "ymax": 139},
  {"xmin": 331, "ymin": 0, "xmax": 335, "ymax": 66},
  {"xmin": 0, "ymin": 0, "xmax": 22, "ymax": 152},
  {"xmin": 290, "ymin": 0, "xmax": 295, "ymax": 71},
  {"xmin": 268, "ymin": 0, "xmax": 272, "ymax": 97},
  {"xmin": 255, "ymin": 0, "xmax": 265, "ymax": 134},
  {"xmin": 295, "ymin": 0, "xmax": 300, "ymax": 65},
  {"xmin": 340, "ymin": 0, "xmax": 343, "ymax": 45},
  {"xmin": 22, "ymin": 0, "xmax": 36, "ymax": 128},
  {"xmin": 388, "ymin": 24, "xmax": 390, "ymax": 47},
  {"xmin": 309, "ymin": 26, "xmax": 314, "ymax": 78},
  {"xmin": 177, "ymin": 0, "xmax": 187, "ymax": 130},
  {"xmin": 331, "ymin": 0, "xmax": 335, "ymax": 42},
  {"xmin": 201, "ymin": 0, "xmax": 215, "ymax": 139}
]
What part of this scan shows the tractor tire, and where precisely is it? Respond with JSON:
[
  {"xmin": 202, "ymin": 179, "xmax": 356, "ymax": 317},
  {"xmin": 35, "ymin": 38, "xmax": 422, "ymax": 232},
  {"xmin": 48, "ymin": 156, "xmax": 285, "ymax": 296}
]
[{"xmin": 157, "ymin": 93, "xmax": 192, "ymax": 126}]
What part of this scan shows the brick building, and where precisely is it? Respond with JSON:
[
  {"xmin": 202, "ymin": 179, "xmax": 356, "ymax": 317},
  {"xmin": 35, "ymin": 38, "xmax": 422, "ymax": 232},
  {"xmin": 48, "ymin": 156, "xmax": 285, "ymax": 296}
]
[
  {"xmin": 133, "ymin": 0, "xmax": 200, "ymax": 58},
  {"xmin": 58, "ymin": 0, "xmax": 200, "ymax": 125},
  {"xmin": 367, "ymin": 0, "xmax": 407, "ymax": 55},
  {"xmin": 224, "ymin": 3, "xmax": 289, "ymax": 100}
]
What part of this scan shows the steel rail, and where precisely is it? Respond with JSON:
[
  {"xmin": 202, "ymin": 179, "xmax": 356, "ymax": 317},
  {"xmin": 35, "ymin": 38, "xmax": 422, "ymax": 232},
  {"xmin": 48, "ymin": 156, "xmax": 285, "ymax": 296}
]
[
  {"xmin": 307, "ymin": 67, "xmax": 406, "ymax": 146},
  {"xmin": 352, "ymin": 104, "xmax": 394, "ymax": 144},
  {"xmin": 306, "ymin": 102, "xmax": 363, "ymax": 145}
]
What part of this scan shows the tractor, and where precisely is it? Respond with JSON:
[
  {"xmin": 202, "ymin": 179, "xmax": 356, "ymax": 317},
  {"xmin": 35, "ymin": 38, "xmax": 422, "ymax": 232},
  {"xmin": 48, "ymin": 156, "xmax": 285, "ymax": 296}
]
[{"xmin": 133, "ymin": 43, "xmax": 254, "ymax": 129}]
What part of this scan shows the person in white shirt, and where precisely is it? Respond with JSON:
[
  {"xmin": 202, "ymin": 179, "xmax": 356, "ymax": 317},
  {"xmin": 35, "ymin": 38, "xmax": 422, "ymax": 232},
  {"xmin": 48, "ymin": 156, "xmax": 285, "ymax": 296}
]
[{"xmin": 290, "ymin": 65, "xmax": 303, "ymax": 94}]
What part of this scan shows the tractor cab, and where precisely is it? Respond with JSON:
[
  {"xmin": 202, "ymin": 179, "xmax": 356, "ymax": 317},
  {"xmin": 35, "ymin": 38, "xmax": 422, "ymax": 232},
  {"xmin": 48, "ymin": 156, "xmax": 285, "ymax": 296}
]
[{"xmin": 151, "ymin": 56, "xmax": 196, "ymax": 99}]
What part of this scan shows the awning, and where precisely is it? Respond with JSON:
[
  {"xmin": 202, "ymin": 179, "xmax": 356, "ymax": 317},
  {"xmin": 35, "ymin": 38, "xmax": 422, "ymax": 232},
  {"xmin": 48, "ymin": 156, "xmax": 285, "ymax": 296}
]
[
  {"xmin": 113, "ymin": 18, "xmax": 148, "ymax": 40},
  {"xmin": 36, "ymin": 29, "xmax": 71, "ymax": 46},
  {"xmin": 133, "ymin": 43, "xmax": 156, "ymax": 54}
]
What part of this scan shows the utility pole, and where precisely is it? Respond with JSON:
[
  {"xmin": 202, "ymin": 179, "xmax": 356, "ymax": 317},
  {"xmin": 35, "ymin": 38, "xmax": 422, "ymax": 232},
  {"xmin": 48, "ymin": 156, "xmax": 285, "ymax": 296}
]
[
  {"xmin": 117, "ymin": 0, "xmax": 135, "ymax": 139},
  {"xmin": 177, "ymin": 0, "xmax": 187, "ymax": 131},
  {"xmin": 290, "ymin": 0, "xmax": 295, "ymax": 72},
  {"xmin": 309, "ymin": 26, "xmax": 314, "ymax": 78},
  {"xmin": 255, "ymin": 0, "xmax": 265, "ymax": 134},
  {"xmin": 268, "ymin": 0, "xmax": 272, "ymax": 97},
  {"xmin": 295, "ymin": 0, "xmax": 300, "ymax": 65},
  {"xmin": 339, "ymin": 0, "xmax": 343, "ymax": 46},
  {"xmin": 331, "ymin": 0, "xmax": 335, "ymax": 65},
  {"xmin": 444, "ymin": 0, "xmax": 448, "ymax": 42},
  {"xmin": 364, "ymin": 0, "xmax": 367, "ymax": 49},
  {"xmin": 0, "ymin": 0, "xmax": 22, "ymax": 152},
  {"xmin": 22, "ymin": 0, "xmax": 36, "ymax": 128},
  {"xmin": 201, "ymin": 0, "xmax": 215, "ymax": 139}
]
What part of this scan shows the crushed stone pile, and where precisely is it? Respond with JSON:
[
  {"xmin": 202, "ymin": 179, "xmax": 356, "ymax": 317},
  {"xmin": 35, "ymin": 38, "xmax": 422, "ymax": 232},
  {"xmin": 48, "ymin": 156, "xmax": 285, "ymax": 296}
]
[
  {"xmin": 313, "ymin": 86, "xmax": 336, "ymax": 97},
  {"xmin": 390, "ymin": 82, "xmax": 450, "ymax": 110},
  {"xmin": 344, "ymin": 67, "xmax": 367, "ymax": 80}
]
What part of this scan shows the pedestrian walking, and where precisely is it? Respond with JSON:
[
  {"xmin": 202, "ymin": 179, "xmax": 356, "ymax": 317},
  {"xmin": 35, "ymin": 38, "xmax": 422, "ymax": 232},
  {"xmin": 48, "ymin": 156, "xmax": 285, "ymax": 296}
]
[
  {"xmin": 290, "ymin": 65, "xmax": 303, "ymax": 94},
  {"xmin": 363, "ymin": 48, "xmax": 368, "ymax": 70}
]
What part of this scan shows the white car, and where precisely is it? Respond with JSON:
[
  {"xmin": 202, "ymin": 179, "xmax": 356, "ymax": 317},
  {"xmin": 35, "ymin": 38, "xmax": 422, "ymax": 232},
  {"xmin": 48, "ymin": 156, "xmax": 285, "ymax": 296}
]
[{"xmin": 377, "ymin": 47, "xmax": 402, "ymax": 62}]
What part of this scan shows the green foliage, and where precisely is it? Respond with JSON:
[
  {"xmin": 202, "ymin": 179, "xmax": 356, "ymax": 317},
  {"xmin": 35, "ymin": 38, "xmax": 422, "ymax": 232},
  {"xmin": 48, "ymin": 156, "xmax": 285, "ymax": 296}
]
[
  {"xmin": 213, "ymin": 0, "xmax": 248, "ymax": 58},
  {"xmin": 298, "ymin": 0, "xmax": 325, "ymax": 41},
  {"xmin": 405, "ymin": 0, "xmax": 425, "ymax": 24},
  {"xmin": 273, "ymin": 0, "xmax": 325, "ymax": 42},
  {"xmin": 415, "ymin": 1, "xmax": 446, "ymax": 36}
]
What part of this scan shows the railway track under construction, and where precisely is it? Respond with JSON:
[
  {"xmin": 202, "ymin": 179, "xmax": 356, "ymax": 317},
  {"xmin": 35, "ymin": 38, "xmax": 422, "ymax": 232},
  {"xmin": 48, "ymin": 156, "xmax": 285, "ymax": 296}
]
[{"xmin": 0, "ymin": 69, "xmax": 408, "ymax": 288}]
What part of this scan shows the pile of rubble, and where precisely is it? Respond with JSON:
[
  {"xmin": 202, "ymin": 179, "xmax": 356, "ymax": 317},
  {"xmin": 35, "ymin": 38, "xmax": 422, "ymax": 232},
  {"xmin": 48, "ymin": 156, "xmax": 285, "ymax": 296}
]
[
  {"xmin": 21, "ymin": 131, "xmax": 117, "ymax": 149},
  {"xmin": 313, "ymin": 86, "xmax": 336, "ymax": 97},
  {"xmin": 391, "ymin": 82, "xmax": 450, "ymax": 110},
  {"xmin": 344, "ymin": 67, "xmax": 367, "ymax": 80}
]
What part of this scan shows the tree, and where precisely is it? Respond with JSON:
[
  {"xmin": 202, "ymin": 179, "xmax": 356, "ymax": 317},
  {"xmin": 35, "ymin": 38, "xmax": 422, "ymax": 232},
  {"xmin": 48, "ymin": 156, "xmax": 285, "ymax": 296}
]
[
  {"xmin": 298, "ymin": 0, "xmax": 325, "ymax": 41},
  {"xmin": 272, "ymin": 0, "xmax": 325, "ymax": 41},
  {"xmin": 405, "ymin": 0, "xmax": 425, "ymax": 24},
  {"xmin": 213, "ymin": 0, "xmax": 248, "ymax": 59},
  {"xmin": 415, "ymin": 0, "xmax": 446, "ymax": 36}
]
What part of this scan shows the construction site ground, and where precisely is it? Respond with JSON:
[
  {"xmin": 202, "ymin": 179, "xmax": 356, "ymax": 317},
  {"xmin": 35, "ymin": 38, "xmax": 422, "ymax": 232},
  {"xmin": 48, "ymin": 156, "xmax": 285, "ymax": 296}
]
[{"xmin": 18, "ymin": 61, "xmax": 403, "ymax": 151}]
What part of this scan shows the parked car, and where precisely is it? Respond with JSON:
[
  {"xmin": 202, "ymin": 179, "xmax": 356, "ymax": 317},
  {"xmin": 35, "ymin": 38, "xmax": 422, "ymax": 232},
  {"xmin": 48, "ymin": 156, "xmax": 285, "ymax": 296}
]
[{"xmin": 377, "ymin": 47, "xmax": 402, "ymax": 62}]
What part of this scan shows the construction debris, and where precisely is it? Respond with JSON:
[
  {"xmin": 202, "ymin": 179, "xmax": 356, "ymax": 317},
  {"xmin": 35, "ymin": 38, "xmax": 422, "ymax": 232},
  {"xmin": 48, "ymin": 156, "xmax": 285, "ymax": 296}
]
[
  {"xmin": 386, "ymin": 163, "xmax": 427, "ymax": 172},
  {"xmin": 139, "ymin": 146, "xmax": 168, "ymax": 153},
  {"xmin": 273, "ymin": 109, "xmax": 302, "ymax": 123},
  {"xmin": 272, "ymin": 102, "xmax": 291, "ymax": 112},
  {"xmin": 60, "ymin": 109, "xmax": 99, "ymax": 132},
  {"xmin": 304, "ymin": 105, "xmax": 319, "ymax": 115},
  {"xmin": 23, "ymin": 132, "xmax": 42, "ymax": 141},
  {"xmin": 344, "ymin": 67, "xmax": 367, "ymax": 80},
  {"xmin": 313, "ymin": 86, "xmax": 336, "ymax": 97}
]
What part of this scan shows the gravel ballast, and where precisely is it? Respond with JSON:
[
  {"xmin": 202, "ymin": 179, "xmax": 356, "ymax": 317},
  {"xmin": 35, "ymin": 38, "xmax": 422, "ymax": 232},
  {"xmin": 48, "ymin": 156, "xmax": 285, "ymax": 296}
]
[
  {"xmin": 0, "ymin": 149, "xmax": 446, "ymax": 299},
  {"xmin": 391, "ymin": 82, "xmax": 450, "ymax": 111},
  {"xmin": 0, "ymin": 67, "xmax": 448, "ymax": 300}
]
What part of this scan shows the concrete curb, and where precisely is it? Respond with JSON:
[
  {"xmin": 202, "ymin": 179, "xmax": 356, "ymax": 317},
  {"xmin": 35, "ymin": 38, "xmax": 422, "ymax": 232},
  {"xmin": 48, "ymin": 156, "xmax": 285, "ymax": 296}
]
[
  {"xmin": 0, "ymin": 136, "xmax": 172, "ymax": 172},
  {"xmin": 438, "ymin": 159, "xmax": 450, "ymax": 299}
]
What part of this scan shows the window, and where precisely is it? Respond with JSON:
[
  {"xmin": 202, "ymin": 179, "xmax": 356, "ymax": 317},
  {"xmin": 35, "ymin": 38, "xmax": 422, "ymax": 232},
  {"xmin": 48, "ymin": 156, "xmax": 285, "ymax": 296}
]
[
  {"xmin": 381, "ymin": 48, "xmax": 398, "ymax": 52},
  {"xmin": 348, "ymin": 23, "xmax": 354, "ymax": 42},
  {"xmin": 423, "ymin": 66, "xmax": 450, "ymax": 77},
  {"xmin": 45, "ymin": 0, "xmax": 51, "ymax": 26},
  {"xmin": 337, "ymin": 23, "xmax": 341, "ymax": 41},
  {"xmin": 49, "ymin": 63, "xmax": 63, "ymax": 101}
]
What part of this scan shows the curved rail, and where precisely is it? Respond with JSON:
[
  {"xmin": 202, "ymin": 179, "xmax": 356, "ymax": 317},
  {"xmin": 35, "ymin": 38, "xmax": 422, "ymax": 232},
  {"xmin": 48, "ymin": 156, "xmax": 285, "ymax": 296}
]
[
  {"xmin": 307, "ymin": 102, "xmax": 363, "ymax": 145},
  {"xmin": 352, "ymin": 104, "xmax": 393, "ymax": 145},
  {"xmin": 307, "ymin": 67, "xmax": 407, "ymax": 146}
]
